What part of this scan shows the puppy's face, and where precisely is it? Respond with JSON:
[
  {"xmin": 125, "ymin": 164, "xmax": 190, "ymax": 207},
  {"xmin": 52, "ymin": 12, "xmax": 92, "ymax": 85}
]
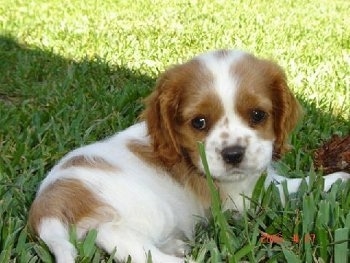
[{"xmin": 144, "ymin": 50, "xmax": 301, "ymax": 181}]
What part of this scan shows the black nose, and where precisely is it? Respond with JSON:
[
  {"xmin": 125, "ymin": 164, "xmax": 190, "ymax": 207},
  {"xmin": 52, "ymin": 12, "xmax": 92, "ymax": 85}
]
[{"xmin": 221, "ymin": 146, "xmax": 245, "ymax": 165}]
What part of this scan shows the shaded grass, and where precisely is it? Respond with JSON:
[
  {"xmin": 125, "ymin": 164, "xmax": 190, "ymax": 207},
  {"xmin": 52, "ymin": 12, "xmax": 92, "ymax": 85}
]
[{"xmin": 0, "ymin": 0, "xmax": 349, "ymax": 262}]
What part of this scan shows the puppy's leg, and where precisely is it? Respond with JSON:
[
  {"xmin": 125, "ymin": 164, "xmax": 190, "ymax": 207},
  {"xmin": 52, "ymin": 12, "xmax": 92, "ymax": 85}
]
[
  {"xmin": 266, "ymin": 167, "xmax": 350, "ymax": 203},
  {"xmin": 265, "ymin": 167, "xmax": 304, "ymax": 195},
  {"xmin": 38, "ymin": 218, "xmax": 77, "ymax": 263},
  {"xmin": 323, "ymin": 172, "xmax": 350, "ymax": 191},
  {"xmin": 159, "ymin": 238, "xmax": 190, "ymax": 257},
  {"xmin": 96, "ymin": 222, "xmax": 185, "ymax": 263}
]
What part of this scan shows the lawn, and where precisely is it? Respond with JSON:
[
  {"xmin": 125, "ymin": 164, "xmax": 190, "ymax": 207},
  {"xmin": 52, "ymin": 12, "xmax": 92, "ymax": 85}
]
[{"xmin": 0, "ymin": 0, "xmax": 349, "ymax": 262}]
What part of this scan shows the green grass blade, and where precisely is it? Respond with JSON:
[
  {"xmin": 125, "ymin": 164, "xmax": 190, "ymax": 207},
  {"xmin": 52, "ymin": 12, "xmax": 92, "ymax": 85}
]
[
  {"xmin": 315, "ymin": 226, "xmax": 329, "ymax": 262},
  {"xmin": 82, "ymin": 229, "xmax": 97, "ymax": 257},
  {"xmin": 345, "ymin": 212, "xmax": 350, "ymax": 228},
  {"xmin": 250, "ymin": 173, "xmax": 266, "ymax": 209},
  {"xmin": 197, "ymin": 143, "xmax": 222, "ymax": 214},
  {"xmin": 334, "ymin": 228, "xmax": 349, "ymax": 263},
  {"xmin": 234, "ymin": 244, "xmax": 254, "ymax": 261},
  {"xmin": 197, "ymin": 142, "xmax": 237, "ymax": 262},
  {"xmin": 282, "ymin": 245, "xmax": 302, "ymax": 263},
  {"xmin": 33, "ymin": 244, "xmax": 53, "ymax": 263}
]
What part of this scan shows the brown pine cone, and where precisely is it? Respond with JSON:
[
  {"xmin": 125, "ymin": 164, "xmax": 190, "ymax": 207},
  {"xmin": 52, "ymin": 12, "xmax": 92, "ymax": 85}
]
[{"xmin": 314, "ymin": 135, "xmax": 350, "ymax": 174}]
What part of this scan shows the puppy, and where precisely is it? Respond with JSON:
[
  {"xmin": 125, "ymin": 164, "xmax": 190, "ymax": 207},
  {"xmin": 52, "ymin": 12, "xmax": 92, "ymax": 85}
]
[{"xmin": 28, "ymin": 50, "xmax": 349, "ymax": 263}]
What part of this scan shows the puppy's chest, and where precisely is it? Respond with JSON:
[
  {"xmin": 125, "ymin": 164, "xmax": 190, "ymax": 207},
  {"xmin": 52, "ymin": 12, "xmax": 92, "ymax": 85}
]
[{"xmin": 218, "ymin": 175, "xmax": 260, "ymax": 211}]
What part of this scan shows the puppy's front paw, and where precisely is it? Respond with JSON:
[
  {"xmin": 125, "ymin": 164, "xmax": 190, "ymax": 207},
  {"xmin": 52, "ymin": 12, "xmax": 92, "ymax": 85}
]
[
  {"xmin": 323, "ymin": 171, "xmax": 350, "ymax": 191},
  {"xmin": 159, "ymin": 238, "xmax": 190, "ymax": 257}
]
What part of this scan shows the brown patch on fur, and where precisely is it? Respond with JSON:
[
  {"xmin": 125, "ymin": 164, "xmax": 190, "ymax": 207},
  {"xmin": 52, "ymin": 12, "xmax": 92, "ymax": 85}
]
[
  {"xmin": 61, "ymin": 155, "xmax": 117, "ymax": 171},
  {"xmin": 28, "ymin": 179, "xmax": 116, "ymax": 234},
  {"xmin": 128, "ymin": 140, "xmax": 213, "ymax": 208},
  {"xmin": 177, "ymin": 89, "xmax": 224, "ymax": 168},
  {"xmin": 141, "ymin": 58, "xmax": 224, "ymax": 167},
  {"xmin": 170, "ymin": 162, "xmax": 213, "ymax": 208},
  {"xmin": 232, "ymin": 54, "xmax": 302, "ymax": 159},
  {"xmin": 127, "ymin": 140, "xmax": 161, "ymax": 167}
]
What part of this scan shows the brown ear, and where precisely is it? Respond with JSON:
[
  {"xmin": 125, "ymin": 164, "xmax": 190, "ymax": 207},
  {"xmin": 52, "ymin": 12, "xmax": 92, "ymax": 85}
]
[
  {"xmin": 142, "ymin": 66, "xmax": 183, "ymax": 166},
  {"xmin": 268, "ymin": 62, "xmax": 303, "ymax": 159}
]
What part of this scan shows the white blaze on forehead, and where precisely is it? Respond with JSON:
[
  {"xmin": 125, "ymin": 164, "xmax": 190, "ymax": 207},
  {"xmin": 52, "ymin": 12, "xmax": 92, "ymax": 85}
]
[
  {"xmin": 193, "ymin": 50, "xmax": 274, "ymax": 179},
  {"xmin": 196, "ymin": 50, "xmax": 247, "ymax": 124}
]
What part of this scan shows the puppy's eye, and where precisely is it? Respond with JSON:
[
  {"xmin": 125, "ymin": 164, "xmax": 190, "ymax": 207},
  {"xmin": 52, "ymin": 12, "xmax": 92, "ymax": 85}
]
[
  {"xmin": 191, "ymin": 117, "xmax": 207, "ymax": 130},
  {"xmin": 250, "ymin": 109, "xmax": 267, "ymax": 125}
]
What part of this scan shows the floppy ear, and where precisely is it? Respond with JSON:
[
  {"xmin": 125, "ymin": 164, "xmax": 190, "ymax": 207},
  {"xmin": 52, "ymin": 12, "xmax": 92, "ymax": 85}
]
[
  {"xmin": 142, "ymin": 66, "xmax": 183, "ymax": 166},
  {"xmin": 268, "ymin": 62, "xmax": 303, "ymax": 159}
]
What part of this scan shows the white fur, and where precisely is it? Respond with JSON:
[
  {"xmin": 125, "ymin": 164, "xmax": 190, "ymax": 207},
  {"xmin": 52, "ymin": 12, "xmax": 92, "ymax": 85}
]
[
  {"xmin": 38, "ymin": 218, "xmax": 76, "ymax": 263},
  {"xmin": 32, "ymin": 50, "xmax": 350, "ymax": 263},
  {"xmin": 196, "ymin": 51, "xmax": 274, "ymax": 202},
  {"xmin": 37, "ymin": 123, "xmax": 203, "ymax": 263}
]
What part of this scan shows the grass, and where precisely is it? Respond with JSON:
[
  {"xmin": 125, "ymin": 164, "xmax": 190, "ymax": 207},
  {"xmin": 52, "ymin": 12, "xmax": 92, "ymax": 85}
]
[
  {"xmin": 196, "ymin": 143, "xmax": 349, "ymax": 262},
  {"xmin": 0, "ymin": 0, "xmax": 349, "ymax": 262}
]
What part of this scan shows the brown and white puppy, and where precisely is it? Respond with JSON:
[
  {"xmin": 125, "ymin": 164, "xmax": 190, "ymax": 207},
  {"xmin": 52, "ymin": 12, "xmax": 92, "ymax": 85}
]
[{"xmin": 28, "ymin": 50, "xmax": 349, "ymax": 263}]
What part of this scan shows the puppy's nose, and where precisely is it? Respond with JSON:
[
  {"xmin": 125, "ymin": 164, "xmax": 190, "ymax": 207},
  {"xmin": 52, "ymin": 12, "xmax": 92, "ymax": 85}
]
[{"xmin": 221, "ymin": 146, "xmax": 245, "ymax": 165}]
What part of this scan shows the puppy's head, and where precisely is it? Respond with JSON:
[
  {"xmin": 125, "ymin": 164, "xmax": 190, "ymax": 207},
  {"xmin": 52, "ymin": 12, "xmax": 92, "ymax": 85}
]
[{"xmin": 143, "ymin": 50, "xmax": 302, "ymax": 181}]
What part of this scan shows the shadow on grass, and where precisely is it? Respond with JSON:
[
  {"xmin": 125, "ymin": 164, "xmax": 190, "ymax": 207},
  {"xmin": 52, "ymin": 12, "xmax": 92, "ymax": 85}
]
[
  {"xmin": 0, "ymin": 34, "xmax": 155, "ymax": 174},
  {"xmin": 0, "ymin": 35, "xmax": 154, "ymax": 128},
  {"xmin": 0, "ymin": 35, "xmax": 349, "ymax": 260}
]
